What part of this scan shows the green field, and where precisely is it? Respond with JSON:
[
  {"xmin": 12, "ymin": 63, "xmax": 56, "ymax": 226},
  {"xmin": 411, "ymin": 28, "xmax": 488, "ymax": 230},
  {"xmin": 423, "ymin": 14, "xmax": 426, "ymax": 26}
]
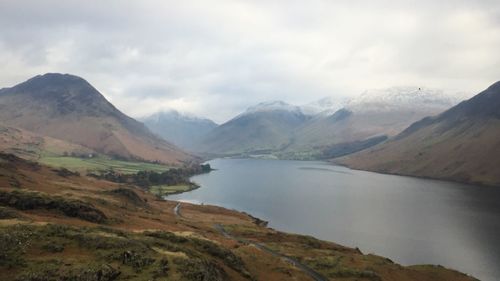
[
  {"xmin": 39, "ymin": 156, "xmax": 171, "ymax": 174},
  {"xmin": 149, "ymin": 184, "xmax": 197, "ymax": 196}
]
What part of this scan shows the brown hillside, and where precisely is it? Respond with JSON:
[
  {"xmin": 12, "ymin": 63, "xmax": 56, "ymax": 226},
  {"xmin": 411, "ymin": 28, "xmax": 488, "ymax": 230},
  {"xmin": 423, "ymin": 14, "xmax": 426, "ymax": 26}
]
[
  {"xmin": 0, "ymin": 123, "xmax": 94, "ymax": 160},
  {"xmin": 339, "ymin": 81, "xmax": 500, "ymax": 187},
  {"xmin": 0, "ymin": 73, "xmax": 193, "ymax": 165}
]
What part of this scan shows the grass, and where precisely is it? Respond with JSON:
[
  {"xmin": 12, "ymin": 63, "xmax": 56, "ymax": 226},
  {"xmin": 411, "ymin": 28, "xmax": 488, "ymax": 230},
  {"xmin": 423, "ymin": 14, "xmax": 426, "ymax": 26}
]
[
  {"xmin": 149, "ymin": 184, "xmax": 197, "ymax": 196},
  {"xmin": 39, "ymin": 155, "xmax": 171, "ymax": 174},
  {"xmin": 0, "ymin": 224, "xmax": 253, "ymax": 281}
]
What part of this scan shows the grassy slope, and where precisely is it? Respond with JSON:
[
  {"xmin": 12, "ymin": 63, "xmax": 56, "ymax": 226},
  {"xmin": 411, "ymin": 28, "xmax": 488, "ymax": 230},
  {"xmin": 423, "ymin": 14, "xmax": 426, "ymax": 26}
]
[
  {"xmin": 0, "ymin": 154, "xmax": 478, "ymax": 281},
  {"xmin": 0, "ymin": 123, "xmax": 173, "ymax": 175},
  {"xmin": 149, "ymin": 184, "xmax": 197, "ymax": 196},
  {"xmin": 339, "ymin": 118, "xmax": 500, "ymax": 187},
  {"xmin": 39, "ymin": 155, "xmax": 171, "ymax": 174},
  {"xmin": 339, "ymin": 81, "xmax": 500, "ymax": 187}
]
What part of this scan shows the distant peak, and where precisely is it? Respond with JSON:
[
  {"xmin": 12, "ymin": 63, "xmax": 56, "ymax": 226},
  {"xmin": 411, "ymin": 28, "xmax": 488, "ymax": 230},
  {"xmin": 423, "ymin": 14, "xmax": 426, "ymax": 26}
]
[
  {"xmin": 142, "ymin": 109, "xmax": 216, "ymax": 124},
  {"xmin": 346, "ymin": 86, "xmax": 463, "ymax": 113},
  {"xmin": 258, "ymin": 100, "xmax": 288, "ymax": 106},
  {"xmin": 245, "ymin": 100, "xmax": 299, "ymax": 113},
  {"xmin": 301, "ymin": 96, "xmax": 346, "ymax": 116}
]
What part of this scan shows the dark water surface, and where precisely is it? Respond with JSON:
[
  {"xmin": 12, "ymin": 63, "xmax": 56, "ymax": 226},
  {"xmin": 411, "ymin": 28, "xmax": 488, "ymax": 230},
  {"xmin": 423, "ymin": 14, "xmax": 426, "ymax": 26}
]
[{"xmin": 169, "ymin": 158, "xmax": 500, "ymax": 281}]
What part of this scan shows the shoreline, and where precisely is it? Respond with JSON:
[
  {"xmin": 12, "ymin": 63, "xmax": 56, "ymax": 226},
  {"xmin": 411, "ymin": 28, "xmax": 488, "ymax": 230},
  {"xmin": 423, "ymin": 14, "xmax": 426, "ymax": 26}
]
[
  {"xmin": 332, "ymin": 160, "xmax": 500, "ymax": 188},
  {"xmin": 150, "ymin": 182, "xmax": 201, "ymax": 197},
  {"xmin": 167, "ymin": 199, "xmax": 478, "ymax": 281},
  {"xmin": 161, "ymin": 157, "xmax": 487, "ymax": 280},
  {"xmin": 0, "ymin": 152, "xmax": 479, "ymax": 280}
]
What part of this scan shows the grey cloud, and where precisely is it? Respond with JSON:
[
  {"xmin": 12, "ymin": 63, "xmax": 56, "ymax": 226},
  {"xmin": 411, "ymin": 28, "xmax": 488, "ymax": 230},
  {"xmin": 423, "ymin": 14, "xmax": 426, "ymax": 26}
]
[{"xmin": 0, "ymin": 0, "xmax": 499, "ymax": 123}]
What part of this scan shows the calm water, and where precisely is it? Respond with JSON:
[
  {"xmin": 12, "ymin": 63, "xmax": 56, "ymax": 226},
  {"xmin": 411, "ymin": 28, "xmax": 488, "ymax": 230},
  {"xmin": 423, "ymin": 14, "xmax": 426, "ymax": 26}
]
[{"xmin": 169, "ymin": 158, "xmax": 500, "ymax": 281}]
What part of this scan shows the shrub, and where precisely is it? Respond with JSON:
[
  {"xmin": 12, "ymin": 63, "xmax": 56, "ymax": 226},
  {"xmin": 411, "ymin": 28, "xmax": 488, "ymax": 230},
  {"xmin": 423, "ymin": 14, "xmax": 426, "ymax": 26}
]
[
  {"xmin": 173, "ymin": 258, "xmax": 228, "ymax": 281},
  {"xmin": 191, "ymin": 238, "xmax": 252, "ymax": 278},
  {"xmin": 0, "ymin": 225, "xmax": 35, "ymax": 267},
  {"xmin": 41, "ymin": 241, "xmax": 65, "ymax": 253},
  {"xmin": 144, "ymin": 231, "xmax": 188, "ymax": 243},
  {"xmin": 0, "ymin": 190, "xmax": 107, "ymax": 223},
  {"xmin": 121, "ymin": 250, "xmax": 155, "ymax": 272},
  {"xmin": 0, "ymin": 206, "xmax": 20, "ymax": 219}
]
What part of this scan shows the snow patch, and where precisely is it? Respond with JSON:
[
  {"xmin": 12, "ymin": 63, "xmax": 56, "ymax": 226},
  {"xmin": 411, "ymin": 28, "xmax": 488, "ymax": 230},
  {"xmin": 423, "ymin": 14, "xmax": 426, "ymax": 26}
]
[{"xmin": 345, "ymin": 87, "xmax": 465, "ymax": 113}]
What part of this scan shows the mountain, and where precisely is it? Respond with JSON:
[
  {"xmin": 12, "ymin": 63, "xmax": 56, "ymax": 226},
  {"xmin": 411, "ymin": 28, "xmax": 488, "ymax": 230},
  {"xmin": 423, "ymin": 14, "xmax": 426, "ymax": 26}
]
[
  {"xmin": 194, "ymin": 101, "xmax": 308, "ymax": 155},
  {"xmin": 339, "ymin": 81, "xmax": 500, "ymax": 186},
  {"xmin": 140, "ymin": 110, "xmax": 217, "ymax": 151},
  {"xmin": 193, "ymin": 89, "xmax": 463, "ymax": 158},
  {"xmin": 0, "ymin": 123, "xmax": 94, "ymax": 160},
  {"xmin": 286, "ymin": 87, "xmax": 463, "ymax": 158},
  {"xmin": 0, "ymin": 73, "xmax": 193, "ymax": 165},
  {"xmin": 300, "ymin": 96, "xmax": 346, "ymax": 116}
]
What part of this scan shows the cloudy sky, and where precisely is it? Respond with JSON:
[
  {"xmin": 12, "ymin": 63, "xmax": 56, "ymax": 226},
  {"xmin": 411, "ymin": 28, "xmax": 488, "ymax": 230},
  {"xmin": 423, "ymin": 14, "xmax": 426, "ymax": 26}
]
[{"xmin": 1, "ymin": 0, "xmax": 499, "ymax": 122}]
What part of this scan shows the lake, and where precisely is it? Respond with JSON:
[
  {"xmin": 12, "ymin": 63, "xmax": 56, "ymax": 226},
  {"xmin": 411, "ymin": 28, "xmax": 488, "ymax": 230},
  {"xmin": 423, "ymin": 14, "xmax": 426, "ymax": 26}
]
[{"xmin": 169, "ymin": 158, "xmax": 500, "ymax": 281}]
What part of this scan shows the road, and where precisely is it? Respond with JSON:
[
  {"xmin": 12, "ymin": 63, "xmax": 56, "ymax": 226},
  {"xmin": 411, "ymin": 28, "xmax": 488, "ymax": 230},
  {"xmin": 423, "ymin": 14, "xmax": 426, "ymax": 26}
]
[{"xmin": 174, "ymin": 202, "xmax": 328, "ymax": 281}]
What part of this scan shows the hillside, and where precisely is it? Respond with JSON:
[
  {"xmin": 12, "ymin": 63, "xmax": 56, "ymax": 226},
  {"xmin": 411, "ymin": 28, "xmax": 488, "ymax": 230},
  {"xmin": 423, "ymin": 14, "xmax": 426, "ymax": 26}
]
[
  {"xmin": 195, "ymin": 101, "xmax": 308, "ymax": 155},
  {"xmin": 0, "ymin": 123, "xmax": 94, "ymax": 160},
  {"xmin": 0, "ymin": 153, "xmax": 477, "ymax": 281},
  {"xmin": 339, "ymin": 81, "xmax": 500, "ymax": 186},
  {"xmin": 0, "ymin": 74, "xmax": 193, "ymax": 165},
  {"xmin": 286, "ymin": 87, "xmax": 462, "ymax": 158},
  {"xmin": 141, "ymin": 110, "xmax": 217, "ymax": 151}
]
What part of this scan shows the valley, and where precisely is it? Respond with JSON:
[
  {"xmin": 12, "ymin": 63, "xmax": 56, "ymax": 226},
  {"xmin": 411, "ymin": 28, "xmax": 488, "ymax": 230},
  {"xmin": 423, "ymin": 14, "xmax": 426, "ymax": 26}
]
[
  {"xmin": 0, "ymin": 73, "xmax": 498, "ymax": 281},
  {"xmin": 2, "ymin": 1, "xmax": 499, "ymax": 280},
  {"xmin": 186, "ymin": 88, "xmax": 465, "ymax": 160},
  {"xmin": 0, "ymin": 154, "xmax": 478, "ymax": 281}
]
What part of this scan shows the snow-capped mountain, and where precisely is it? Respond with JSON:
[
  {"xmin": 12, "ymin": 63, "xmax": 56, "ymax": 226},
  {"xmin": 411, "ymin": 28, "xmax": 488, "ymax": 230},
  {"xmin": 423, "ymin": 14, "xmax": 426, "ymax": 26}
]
[
  {"xmin": 194, "ymin": 101, "xmax": 308, "ymax": 155},
  {"xmin": 140, "ymin": 109, "xmax": 217, "ymax": 151},
  {"xmin": 300, "ymin": 96, "xmax": 347, "ymax": 116},
  {"xmin": 340, "ymin": 81, "xmax": 500, "ymax": 187},
  {"xmin": 238, "ymin": 101, "xmax": 303, "ymax": 117},
  {"xmin": 145, "ymin": 109, "xmax": 215, "ymax": 124},
  {"xmin": 288, "ymin": 86, "xmax": 470, "ymax": 158},
  {"xmin": 193, "ymin": 86, "xmax": 469, "ymax": 159},
  {"xmin": 345, "ymin": 87, "xmax": 463, "ymax": 113}
]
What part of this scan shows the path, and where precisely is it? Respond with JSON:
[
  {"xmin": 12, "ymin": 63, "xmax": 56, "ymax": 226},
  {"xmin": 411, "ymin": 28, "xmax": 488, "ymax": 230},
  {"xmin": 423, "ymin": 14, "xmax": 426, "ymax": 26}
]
[{"xmin": 174, "ymin": 203, "xmax": 328, "ymax": 281}]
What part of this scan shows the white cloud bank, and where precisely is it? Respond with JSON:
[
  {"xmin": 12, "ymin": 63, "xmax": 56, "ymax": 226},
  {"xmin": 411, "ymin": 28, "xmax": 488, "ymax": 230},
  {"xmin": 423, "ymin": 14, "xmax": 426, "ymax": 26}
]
[{"xmin": 0, "ymin": 0, "xmax": 499, "ymax": 122}]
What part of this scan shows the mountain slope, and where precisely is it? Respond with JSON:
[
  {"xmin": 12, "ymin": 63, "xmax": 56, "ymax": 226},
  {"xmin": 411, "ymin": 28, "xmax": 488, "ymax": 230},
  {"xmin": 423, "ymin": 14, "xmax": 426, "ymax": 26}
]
[
  {"xmin": 287, "ymin": 87, "xmax": 462, "ymax": 156},
  {"xmin": 0, "ymin": 123, "xmax": 94, "ymax": 160},
  {"xmin": 195, "ymin": 101, "xmax": 308, "ymax": 155},
  {"xmin": 0, "ymin": 73, "xmax": 193, "ymax": 165},
  {"xmin": 140, "ymin": 110, "xmax": 217, "ymax": 151},
  {"xmin": 339, "ymin": 81, "xmax": 500, "ymax": 186}
]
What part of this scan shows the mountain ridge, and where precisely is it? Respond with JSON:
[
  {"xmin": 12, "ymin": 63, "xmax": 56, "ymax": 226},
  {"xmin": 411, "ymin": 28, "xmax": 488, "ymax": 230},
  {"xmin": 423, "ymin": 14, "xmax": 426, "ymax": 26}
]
[
  {"xmin": 192, "ymin": 87, "xmax": 465, "ymax": 158},
  {"xmin": 339, "ymin": 81, "xmax": 500, "ymax": 186},
  {"xmin": 141, "ymin": 109, "xmax": 217, "ymax": 151},
  {"xmin": 0, "ymin": 73, "xmax": 194, "ymax": 165}
]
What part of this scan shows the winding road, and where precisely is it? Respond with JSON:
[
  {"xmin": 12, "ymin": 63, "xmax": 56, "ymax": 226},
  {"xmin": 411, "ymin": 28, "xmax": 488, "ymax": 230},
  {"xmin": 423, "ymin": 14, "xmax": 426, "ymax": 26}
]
[
  {"xmin": 173, "ymin": 202, "xmax": 181, "ymax": 217},
  {"xmin": 174, "ymin": 202, "xmax": 328, "ymax": 281}
]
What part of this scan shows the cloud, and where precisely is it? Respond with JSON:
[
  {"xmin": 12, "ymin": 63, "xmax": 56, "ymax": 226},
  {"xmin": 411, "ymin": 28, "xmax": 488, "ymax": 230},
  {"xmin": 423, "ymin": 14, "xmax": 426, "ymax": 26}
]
[{"xmin": 0, "ymin": 0, "xmax": 499, "ymax": 122}]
